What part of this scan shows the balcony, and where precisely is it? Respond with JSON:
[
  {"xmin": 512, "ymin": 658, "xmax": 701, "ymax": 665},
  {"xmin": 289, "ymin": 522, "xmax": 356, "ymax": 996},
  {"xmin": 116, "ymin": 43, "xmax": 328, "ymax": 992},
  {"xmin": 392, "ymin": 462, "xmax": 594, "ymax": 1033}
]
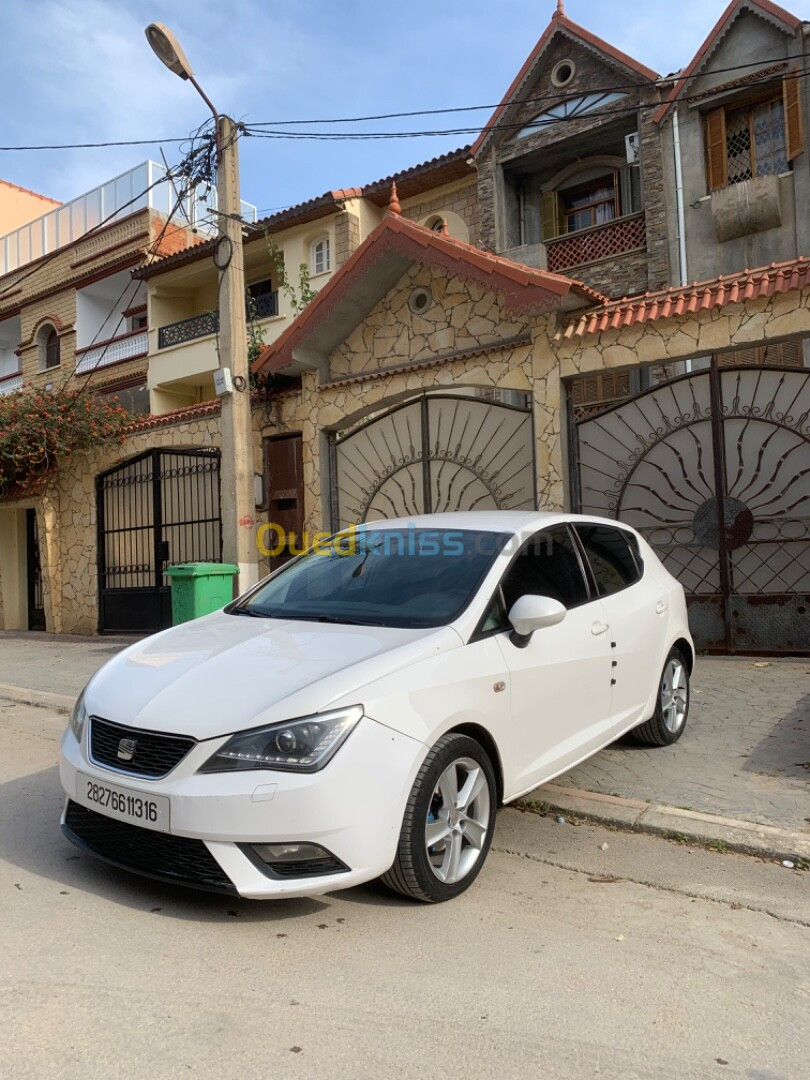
[
  {"xmin": 546, "ymin": 212, "xmax": 646, "ymax": 274},
  {"xmin": 74, "ymin": 330, "xmax": 148, "ymax": 375},
  {"xmin": 157, "ymin": 291, "xmax": 278, "ymax": 350},
  {"xmin": 0, "ymin": 372, "xmax": 23, "ymax": 396}
]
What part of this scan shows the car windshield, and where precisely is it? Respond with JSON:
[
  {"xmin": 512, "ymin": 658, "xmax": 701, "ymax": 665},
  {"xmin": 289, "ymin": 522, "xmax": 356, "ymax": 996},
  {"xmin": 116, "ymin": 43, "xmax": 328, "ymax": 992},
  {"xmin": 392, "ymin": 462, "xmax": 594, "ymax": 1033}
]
[{"xmin": 234, "ymin": 528, "xmax": 510, "ymax": 629}]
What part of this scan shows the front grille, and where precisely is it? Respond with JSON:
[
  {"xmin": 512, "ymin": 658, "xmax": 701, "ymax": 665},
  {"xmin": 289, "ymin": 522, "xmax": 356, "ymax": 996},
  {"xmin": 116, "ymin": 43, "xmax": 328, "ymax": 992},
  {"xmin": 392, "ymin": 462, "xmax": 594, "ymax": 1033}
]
[
  {"xmin": 90, "ymin": 717, "xmax": 195, "ymax": 778},
  {"xmin": 63, "ymin": 801, "xmax": 236, "ymax": 894}
]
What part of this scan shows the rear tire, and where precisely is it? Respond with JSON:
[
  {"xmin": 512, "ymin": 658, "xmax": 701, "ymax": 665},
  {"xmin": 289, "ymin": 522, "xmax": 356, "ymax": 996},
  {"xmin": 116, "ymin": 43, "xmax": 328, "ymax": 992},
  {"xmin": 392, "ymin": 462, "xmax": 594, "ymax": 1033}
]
[
  {"xmin": 381, "ymin": 733, "xmax": 497, "ymax": 903},
  {"xmin": 633, "ymin": 647, "xmax": 690, "ymax": 747}
]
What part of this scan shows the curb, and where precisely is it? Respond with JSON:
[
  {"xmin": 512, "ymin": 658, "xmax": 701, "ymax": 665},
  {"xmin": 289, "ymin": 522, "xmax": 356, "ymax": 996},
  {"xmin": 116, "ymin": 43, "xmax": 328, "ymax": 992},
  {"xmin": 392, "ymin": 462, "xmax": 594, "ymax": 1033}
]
[
  {"xmin": 524, "ymin": 783, "xmax": 810, "ymax": 863},
  {"xmin": 0, "ymin": 683, "xmax": 75, "ymax": 715}
]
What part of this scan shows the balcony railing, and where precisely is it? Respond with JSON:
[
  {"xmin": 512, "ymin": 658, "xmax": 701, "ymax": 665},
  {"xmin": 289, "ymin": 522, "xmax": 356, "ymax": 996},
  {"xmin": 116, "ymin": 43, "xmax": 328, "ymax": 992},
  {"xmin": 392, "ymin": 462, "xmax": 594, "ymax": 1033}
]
[
  {"xmin": 74, "ymin": 330, "xmax": 148, "ymax": 375},
  {"xmin": 0, "ymin": 372, "xmax": 23, "ymax": 396},
  {"xmin": 158, "ymin": 291, "xmax": 279, "ymax": 350},
  {"xmin": 546, "ymin": 212, "xmax": 646, "ymax": 273}
]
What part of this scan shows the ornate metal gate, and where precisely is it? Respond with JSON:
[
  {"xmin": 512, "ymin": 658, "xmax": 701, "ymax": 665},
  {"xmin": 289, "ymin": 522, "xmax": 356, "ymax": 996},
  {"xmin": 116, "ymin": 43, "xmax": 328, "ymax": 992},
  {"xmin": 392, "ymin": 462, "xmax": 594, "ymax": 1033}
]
[
  {"xmin": 26, "ymin": 509, "xmax": 45, "ymax": 631},
  {"xmin": 97, "ymin": 449, "xmax": 222, "ymax": 634},
  {"xmin": 331, "ymin": 392, "xmax": 535, "ymax": 530},
  {"xmin": 573, "ymin": 362, "xmax": 810, "ymax": 653}
]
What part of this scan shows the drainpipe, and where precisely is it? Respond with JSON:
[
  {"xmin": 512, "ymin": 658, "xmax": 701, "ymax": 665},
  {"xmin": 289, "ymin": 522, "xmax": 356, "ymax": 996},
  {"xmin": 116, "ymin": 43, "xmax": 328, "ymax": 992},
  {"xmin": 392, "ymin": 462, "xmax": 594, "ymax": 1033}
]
[{"xmin": 672, "ymin": 110, "xmax": 692, "ymax": 372}]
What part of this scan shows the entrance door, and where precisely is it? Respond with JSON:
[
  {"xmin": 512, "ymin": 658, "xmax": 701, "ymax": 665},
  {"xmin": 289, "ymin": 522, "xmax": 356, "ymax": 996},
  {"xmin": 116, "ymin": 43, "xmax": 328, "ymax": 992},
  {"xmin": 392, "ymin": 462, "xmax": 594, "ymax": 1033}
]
[
  {"xmin": 331, "ymin": 391, "xmax": 535, "ymax": 530},
  {"xmin": 572, "ymin": 361, "xmax": 810, "ymax": 653},
  {"xmin": 266, "ymin": 434, "xmax": 304, "ymax": 571},
  {"xmin": 25, "ymin": 509, "xmax": 45, "ymax": 631},
  {"xmin": 97, "ymin": 449, "xmax": 222, "ymax": 633}
]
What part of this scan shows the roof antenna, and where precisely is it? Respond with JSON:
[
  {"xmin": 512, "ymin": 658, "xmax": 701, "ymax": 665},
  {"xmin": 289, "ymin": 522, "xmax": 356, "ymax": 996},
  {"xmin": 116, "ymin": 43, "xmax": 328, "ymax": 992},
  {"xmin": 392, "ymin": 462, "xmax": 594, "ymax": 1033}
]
[{"xmin": 388, "ymin": 182, "xmax": 401, "ymax": 215}]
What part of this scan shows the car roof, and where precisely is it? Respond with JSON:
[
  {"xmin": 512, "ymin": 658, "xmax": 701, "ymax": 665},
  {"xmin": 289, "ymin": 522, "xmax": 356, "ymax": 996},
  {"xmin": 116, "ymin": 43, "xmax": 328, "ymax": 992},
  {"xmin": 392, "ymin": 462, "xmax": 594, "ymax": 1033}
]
[{"xmin": 350, "ymin": 511, "xmax": 633, "ymax": 537}]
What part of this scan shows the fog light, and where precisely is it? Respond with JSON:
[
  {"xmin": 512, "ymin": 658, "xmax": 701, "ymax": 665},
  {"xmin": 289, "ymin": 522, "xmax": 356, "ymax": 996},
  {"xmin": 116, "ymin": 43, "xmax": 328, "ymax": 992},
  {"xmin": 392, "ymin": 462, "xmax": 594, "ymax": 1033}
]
[
  {"xmin": 253, "ymin": 842, "xmax": 331, "ymax": 864},
  {"xmin": 246, "ymin": 841, "xmax": 348, "ymax": 878}
]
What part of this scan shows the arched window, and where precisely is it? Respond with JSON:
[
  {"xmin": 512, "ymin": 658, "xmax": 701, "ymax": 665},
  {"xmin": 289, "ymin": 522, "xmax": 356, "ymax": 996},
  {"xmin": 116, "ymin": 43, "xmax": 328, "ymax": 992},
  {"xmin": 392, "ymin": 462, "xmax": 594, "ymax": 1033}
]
[
  {"xmin": 37, "ymin": 325, "xmax": 61, "ymax": 371},
  {"xmin": 310, "ymin": 235, "xmax": 331, "ymax": 276}
]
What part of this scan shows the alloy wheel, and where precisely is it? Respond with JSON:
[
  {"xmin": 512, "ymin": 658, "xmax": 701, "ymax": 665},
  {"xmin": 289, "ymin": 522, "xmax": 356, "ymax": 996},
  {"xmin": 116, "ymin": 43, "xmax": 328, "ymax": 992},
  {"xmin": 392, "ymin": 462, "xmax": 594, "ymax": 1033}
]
[
  {"xmin": 425, "ymin": 757, "xmax": 491, "ymax": 885},
  {"xmin": 660, "ymin": 658, "xmax": 688, "ymax": 733}
]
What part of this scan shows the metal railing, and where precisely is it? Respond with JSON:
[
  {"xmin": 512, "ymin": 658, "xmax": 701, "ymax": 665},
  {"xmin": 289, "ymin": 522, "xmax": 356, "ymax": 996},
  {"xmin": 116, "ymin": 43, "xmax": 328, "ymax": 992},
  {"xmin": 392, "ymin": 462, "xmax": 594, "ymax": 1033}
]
[
  {"xmin": 158, "ymin": 290, "xmax": 279, "ymax": 350},
  {"xmin": 0, "ymin": 372, "xmax": 23, "ymax": 396}
]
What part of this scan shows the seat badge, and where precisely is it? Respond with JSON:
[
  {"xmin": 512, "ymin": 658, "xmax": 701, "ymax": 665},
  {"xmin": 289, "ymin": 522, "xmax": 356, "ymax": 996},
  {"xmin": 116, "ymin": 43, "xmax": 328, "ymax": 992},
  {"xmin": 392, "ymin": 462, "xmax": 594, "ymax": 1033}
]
[{"xmin": 117, "ymin": 737, "xmax": 137, "ymax": 762}]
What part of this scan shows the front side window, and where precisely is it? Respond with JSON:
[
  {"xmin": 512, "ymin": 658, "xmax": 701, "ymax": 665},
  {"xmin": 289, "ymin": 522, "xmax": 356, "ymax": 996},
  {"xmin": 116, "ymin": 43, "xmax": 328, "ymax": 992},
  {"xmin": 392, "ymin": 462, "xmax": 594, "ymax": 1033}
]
[
  {"xmin": 236, "ymin": 528, "xmax": 510, "ymax": 629},
  {"xmin": 310, "ymin": 236, "xmax": 330, "ymax": 275},
  {"xmin": 500, "ymin": 525, "xmax": 590, "ymax": 611},
  {"xmin": 575, "ymin": 524, "xmax": 642, "ymax": 597}
]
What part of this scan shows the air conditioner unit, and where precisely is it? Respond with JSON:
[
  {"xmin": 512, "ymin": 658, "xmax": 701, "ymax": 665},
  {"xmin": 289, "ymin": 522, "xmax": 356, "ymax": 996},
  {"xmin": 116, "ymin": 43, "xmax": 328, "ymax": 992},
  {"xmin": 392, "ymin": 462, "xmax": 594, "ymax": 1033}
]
[{"xmin": 625, "ymin": 132, "xmax": 640, "ymax": 164}]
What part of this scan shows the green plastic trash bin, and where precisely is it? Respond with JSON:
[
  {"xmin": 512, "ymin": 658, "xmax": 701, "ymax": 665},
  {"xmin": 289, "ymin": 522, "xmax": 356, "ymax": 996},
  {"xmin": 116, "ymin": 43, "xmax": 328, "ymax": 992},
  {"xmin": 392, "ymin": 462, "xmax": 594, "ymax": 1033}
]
[{"xmin": 164, "ymin": 562, "xmax": 239, "ymax": 625}]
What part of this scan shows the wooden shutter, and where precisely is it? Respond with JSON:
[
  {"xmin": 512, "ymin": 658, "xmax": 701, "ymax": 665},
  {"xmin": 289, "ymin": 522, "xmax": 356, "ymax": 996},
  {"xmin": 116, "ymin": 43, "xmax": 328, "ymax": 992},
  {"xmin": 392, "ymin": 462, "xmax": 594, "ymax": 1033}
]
[
  {"xmin": 784, "ymin": 72, "xmax": 804, "ymax": 161},
  {"xmin": 540, "ymin": 191, "xmax": 563, "ymax": 241},
  {"xmin": 705, "ymin": 107, "xmax": 728, "ymax": 190}
]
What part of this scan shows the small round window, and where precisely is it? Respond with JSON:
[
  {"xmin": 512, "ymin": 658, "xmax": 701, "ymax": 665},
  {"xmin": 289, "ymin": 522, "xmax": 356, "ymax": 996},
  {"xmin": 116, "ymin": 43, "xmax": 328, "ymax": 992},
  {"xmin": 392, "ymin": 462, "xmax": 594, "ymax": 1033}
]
[
  {"xmin": 408, "ymin": 287, "xmax": 432, "ymax": 315},
  {"xmin": 551, "ymin": 59, "xmax": 576, "ymax": 88}
]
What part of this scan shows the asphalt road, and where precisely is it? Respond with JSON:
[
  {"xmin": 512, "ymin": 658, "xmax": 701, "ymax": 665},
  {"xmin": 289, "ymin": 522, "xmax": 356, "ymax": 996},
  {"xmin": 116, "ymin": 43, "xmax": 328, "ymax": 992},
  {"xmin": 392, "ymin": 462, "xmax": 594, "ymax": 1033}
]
[{"xmin": 1, "ymin": 700, "xmax": 807, "ymax": 1080}]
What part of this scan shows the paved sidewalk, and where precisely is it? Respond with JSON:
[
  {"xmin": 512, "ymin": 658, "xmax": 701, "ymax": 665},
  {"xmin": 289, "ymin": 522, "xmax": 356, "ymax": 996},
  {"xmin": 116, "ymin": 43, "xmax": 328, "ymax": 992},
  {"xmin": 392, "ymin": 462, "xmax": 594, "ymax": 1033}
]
[{"xmin": 1, "ymin": 631, "xmax": 807, "ymax": 856}]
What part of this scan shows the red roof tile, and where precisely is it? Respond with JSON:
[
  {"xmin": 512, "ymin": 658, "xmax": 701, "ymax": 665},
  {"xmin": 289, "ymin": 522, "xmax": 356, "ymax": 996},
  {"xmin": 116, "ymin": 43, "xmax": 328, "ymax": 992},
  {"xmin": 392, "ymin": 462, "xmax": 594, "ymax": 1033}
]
[
  {"xmin": 560, "ymin": 257, "xmax": 810, "ymax": 338},
  {"xmin": 253, "ymin": 214, "xmax": 605, "ymax": 376},
  {"xmin": 653, "ymin": 1, "xmax": 801, "ymax": 125},
  {"xmin": 125, "ymin": 399, "xmax": 220, "ymax": 433},
  {"xmin": 471, "ymin": 11, "xmax": 658, "ymax": 157}
]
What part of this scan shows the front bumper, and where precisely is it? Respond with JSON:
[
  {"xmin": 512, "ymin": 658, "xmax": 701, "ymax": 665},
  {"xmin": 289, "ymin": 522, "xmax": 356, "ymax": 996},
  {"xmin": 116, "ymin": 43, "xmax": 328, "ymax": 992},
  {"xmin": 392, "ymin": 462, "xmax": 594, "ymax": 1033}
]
[{"xmin": 60, "ymin": 715, "xmax": 425, "ymax": 899}]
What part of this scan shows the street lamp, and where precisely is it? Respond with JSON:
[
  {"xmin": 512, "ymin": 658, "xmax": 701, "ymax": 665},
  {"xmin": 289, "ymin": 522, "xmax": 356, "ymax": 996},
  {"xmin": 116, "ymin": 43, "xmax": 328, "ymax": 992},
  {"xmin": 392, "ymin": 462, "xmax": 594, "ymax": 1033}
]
[{"xmin": 145, "ymin": 22, "xmax": 258, "ymax": 593}]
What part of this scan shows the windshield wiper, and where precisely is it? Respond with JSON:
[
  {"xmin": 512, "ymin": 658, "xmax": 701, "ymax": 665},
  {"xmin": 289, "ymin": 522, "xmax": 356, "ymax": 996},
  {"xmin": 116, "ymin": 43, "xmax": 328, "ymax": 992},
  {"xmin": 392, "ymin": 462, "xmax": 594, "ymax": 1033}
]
[{"xmin": 229, "ymin": 607, "xmax": 274, "ymax": 618}]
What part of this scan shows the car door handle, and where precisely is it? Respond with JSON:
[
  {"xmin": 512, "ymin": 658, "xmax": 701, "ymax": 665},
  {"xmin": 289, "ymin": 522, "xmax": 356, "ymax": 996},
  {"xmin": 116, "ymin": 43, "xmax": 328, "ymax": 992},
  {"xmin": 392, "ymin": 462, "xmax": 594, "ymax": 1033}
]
[
  {"xmin": 656, "ymin": 601, "xmax": 667, "ymax": 615},
  {"xmin": 591, "ymin": 621, "xmax": 609, "ymax": 636}
]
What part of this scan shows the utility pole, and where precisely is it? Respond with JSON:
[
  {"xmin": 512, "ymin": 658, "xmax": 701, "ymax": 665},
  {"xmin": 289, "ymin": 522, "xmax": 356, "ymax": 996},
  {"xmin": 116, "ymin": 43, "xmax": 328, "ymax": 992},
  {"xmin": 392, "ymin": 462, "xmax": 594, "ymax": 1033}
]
[
  {"xmin": 216, "ymin": 115, "xmax": 258, "ymax": 589},
  {"xmin": 145, "ymin": 24, "xmax": 258, "ymax": 593}
]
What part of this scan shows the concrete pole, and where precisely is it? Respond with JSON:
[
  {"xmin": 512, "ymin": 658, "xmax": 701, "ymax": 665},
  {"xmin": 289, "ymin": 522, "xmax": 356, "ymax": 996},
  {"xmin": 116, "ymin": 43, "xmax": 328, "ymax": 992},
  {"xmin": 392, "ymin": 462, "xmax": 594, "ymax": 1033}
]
[{"xmin": 216, "ymin": 115, "xmax": 259, "ymax": 592}]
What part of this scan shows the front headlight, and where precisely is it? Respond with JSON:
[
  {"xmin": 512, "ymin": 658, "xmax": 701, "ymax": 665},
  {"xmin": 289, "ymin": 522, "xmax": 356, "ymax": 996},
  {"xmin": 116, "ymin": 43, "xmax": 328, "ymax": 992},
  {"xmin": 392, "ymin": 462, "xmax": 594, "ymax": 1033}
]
[
  {"xmin": 69, "ymin": 690, "xmax": 88, "ymax": 743},
  {"xmin": 197, "ymin": 705, "xmax": 364, "ymax": 774}
]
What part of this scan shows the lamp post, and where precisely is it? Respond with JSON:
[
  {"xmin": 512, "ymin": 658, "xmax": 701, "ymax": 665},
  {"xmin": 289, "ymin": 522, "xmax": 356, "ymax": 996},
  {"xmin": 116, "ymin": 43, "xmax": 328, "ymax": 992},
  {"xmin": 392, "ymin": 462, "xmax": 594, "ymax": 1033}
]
[{"xmin": 145, "ymin": 23, "xmax": 258, "ymax": 593}]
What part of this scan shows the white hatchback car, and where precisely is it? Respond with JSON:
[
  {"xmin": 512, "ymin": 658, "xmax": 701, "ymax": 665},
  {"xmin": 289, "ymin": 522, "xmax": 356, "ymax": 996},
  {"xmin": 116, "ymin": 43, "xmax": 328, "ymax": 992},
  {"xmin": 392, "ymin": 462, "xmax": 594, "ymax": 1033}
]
[{"xmin": 60, "ymin": 512, "xmax": 693, "ymax": 903}]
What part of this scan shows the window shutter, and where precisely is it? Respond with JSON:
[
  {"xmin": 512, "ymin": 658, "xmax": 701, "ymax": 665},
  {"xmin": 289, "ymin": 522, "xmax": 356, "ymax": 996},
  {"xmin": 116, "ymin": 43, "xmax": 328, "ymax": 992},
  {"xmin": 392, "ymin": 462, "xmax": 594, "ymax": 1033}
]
[
  {"xmin": 541, "ymin": 191, "xmax": 562, "ymax": 241},
  {"xmin": 784, "ymin": 72, "xmax": 804, "ymax": 161},
  {"xmin": 705, "ymin": 107, "xmax": 728, "ymax": 191}
]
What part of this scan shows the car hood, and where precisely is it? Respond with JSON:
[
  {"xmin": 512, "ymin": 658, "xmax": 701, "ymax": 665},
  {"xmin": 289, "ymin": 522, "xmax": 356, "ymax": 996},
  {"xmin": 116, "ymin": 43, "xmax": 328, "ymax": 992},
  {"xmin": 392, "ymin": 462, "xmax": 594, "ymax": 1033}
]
[{"xmin": 84, "ymin": 611, "xmax": 460, "ymax": 739}]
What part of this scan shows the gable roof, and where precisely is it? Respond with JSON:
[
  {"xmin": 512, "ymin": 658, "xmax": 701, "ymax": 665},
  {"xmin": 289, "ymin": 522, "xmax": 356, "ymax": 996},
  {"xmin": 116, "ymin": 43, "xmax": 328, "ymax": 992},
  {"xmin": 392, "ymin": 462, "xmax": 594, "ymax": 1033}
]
[
  {"xmin": 653, "ymin": 0, "xmax": 801, "ymax": 124},
  {"xmin": 471, "ymin": 9, "xmax": 658, "ymax": 158},
  {"xmin": 253, "ymin": 212, "xmax": 605, "ymax": 377}
]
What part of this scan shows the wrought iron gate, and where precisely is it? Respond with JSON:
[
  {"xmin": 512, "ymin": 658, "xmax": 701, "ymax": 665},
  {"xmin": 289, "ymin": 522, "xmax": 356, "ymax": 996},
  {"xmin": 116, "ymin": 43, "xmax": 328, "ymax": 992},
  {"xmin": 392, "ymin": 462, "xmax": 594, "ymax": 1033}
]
[
  {"xmin": 97, "ymin": 449, "xmax": 222, "ymax": 634},
  {"xmin": 331, "ymin": 392, "xmax": 535, "ymax": 530},
  {"xmin": 26, "ymin": 509, "xmax": 45, "ymax": 631},
  {"xmin": 573, "ymin": 362, "xmax": 810, "ymax": 653}
]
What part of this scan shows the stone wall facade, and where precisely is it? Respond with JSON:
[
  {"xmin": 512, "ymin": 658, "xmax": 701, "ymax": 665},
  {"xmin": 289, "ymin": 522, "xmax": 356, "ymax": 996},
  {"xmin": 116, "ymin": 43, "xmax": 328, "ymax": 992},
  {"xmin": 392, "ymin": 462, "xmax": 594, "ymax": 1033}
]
[{"xmin": 400, "ymin": 181, "xmax": 479, "ymax": 248}]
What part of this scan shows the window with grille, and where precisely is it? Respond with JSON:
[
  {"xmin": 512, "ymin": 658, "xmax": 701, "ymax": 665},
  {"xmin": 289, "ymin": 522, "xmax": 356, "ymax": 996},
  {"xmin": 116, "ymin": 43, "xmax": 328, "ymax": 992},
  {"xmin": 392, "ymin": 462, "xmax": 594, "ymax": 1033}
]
[{"xmin": 704, "ymin": 75, "xmax": 803, "ymax": 191}]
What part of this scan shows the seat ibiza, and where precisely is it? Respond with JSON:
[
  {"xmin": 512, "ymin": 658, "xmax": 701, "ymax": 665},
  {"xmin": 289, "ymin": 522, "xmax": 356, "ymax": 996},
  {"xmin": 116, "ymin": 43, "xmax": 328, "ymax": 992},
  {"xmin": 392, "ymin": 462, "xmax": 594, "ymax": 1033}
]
[{"xmin": 60, "ymin": 512, "xmax": 692, "ymax": 903}]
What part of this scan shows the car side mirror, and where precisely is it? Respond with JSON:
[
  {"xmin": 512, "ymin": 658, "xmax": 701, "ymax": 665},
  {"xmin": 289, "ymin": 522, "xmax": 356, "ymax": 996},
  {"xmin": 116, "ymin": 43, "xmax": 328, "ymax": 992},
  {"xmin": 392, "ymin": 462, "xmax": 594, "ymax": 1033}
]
[{"xmin": 508, "ymin": 595, "xmax": 567, "ymax": 648}]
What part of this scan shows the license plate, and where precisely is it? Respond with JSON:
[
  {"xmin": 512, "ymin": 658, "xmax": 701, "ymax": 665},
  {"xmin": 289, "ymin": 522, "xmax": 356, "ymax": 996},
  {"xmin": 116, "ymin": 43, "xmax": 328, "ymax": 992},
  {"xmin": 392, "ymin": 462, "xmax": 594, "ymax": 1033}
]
[{"xmin": 76, "ymin": 773, "xmax": 170, "ymax": 833}]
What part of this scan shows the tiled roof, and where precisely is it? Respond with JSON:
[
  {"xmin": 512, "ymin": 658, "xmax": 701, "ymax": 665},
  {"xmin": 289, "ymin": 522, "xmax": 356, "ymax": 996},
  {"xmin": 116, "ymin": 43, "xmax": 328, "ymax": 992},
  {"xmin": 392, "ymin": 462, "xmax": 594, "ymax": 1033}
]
[
  {"xmin": 653, "ymin": 1, "xmax": 801, "ymax": 125},
  {"xmin": 254, "ymin": 212, "xmax": 605, "ymax": 376},
  {"xmin": 361, "ymin": 147, "xmax": 475, "ymax": 205},
  {"xmin": 559, "ymin": 257, "xmax": 810, "ymax": 338},
  {"xmin": 125, "ymin": 399, "xmax": 220, "ymax": 433},
  {"xmin": 0, "ymin": 178, "xmax": 61, "ymax": 206},
  {"xmin": 471, "ymin": 10, "xmax": 658, "ymax": 157}
]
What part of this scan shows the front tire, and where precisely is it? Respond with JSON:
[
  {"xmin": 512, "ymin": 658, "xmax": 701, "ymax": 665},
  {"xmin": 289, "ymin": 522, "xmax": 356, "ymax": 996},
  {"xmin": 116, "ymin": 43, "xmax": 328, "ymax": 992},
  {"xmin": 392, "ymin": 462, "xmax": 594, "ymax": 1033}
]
[
  {"xmin": 633, "ymin": 647, "xmax": 690, "ymax": 747},
  {"xmin": 381, "ymin": 733, "xmax": 497, "ymax": 903}
]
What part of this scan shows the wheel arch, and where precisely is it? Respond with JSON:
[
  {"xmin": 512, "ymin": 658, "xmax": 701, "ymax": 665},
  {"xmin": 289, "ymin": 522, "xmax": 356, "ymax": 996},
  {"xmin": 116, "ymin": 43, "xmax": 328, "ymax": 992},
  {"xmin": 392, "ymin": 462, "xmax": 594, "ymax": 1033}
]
[
  {"xmin": 673, "ymin": 637, "xmax": 694, "ymax": 673},
  {"xmin": 444, "ymin": 722, "xmax": 505, "ymax": 805}
]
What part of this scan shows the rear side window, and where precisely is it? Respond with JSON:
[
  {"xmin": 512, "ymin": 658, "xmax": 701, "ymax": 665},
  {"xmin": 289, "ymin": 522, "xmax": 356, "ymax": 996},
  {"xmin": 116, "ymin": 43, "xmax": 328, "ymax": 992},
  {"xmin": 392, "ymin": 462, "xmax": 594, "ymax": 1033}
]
[{"xmin": 575, "ymin": 525, "xmax": 642, "ymax": 597}]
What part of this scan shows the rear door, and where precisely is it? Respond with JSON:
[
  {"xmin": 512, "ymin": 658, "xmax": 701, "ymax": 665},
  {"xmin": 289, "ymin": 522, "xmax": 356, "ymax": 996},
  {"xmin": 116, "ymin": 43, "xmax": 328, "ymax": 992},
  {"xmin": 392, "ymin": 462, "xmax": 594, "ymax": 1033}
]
[
  {"xmin": 489, "ymin": 524, "xmax": 613, "ymax": 797},
  {"xmin": 573, "ymin": 523, "xmax": 666, "ymax": 729}
]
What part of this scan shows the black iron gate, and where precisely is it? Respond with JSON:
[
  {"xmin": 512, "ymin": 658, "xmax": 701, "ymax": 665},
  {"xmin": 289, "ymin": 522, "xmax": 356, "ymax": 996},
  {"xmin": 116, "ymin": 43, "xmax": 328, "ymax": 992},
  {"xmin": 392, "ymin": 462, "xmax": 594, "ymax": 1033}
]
[
  {"xmin": 330, "ymin": 391, "xmax": 536, "ymax": 530},
  {"xmin": 572, "ymin": 362, "xmax": 810, "ymax": 653},
  {"xmin": 97, "ymin": 449, "xmax": 222, "ymax": 634},
  {"xmin": 26, "ymin": 509, "xmax": 45, "ymax": 631}
]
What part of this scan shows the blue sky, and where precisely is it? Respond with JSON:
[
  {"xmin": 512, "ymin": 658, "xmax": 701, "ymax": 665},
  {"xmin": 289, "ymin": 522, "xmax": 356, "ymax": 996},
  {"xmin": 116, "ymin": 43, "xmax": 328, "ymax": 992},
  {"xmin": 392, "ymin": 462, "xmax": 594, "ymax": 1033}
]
[{"xmin": 1, "ymin": 0, "xmax": 809, "ymax": 216}]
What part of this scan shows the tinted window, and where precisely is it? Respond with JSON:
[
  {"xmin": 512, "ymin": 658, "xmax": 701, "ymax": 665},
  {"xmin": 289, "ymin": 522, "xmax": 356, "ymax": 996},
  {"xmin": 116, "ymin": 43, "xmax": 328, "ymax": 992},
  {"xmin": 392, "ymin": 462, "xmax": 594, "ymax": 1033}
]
[
  {"xmin": 501, "ymin": 525, "xmax": 590, "ymax": 610},
  {"xmin": 575, "ymin": 525, "xmax": 642, "ymax": 597},
  {"xmin": 236, "ymin": 528, "xmax": 510, "ymax": 629}
]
